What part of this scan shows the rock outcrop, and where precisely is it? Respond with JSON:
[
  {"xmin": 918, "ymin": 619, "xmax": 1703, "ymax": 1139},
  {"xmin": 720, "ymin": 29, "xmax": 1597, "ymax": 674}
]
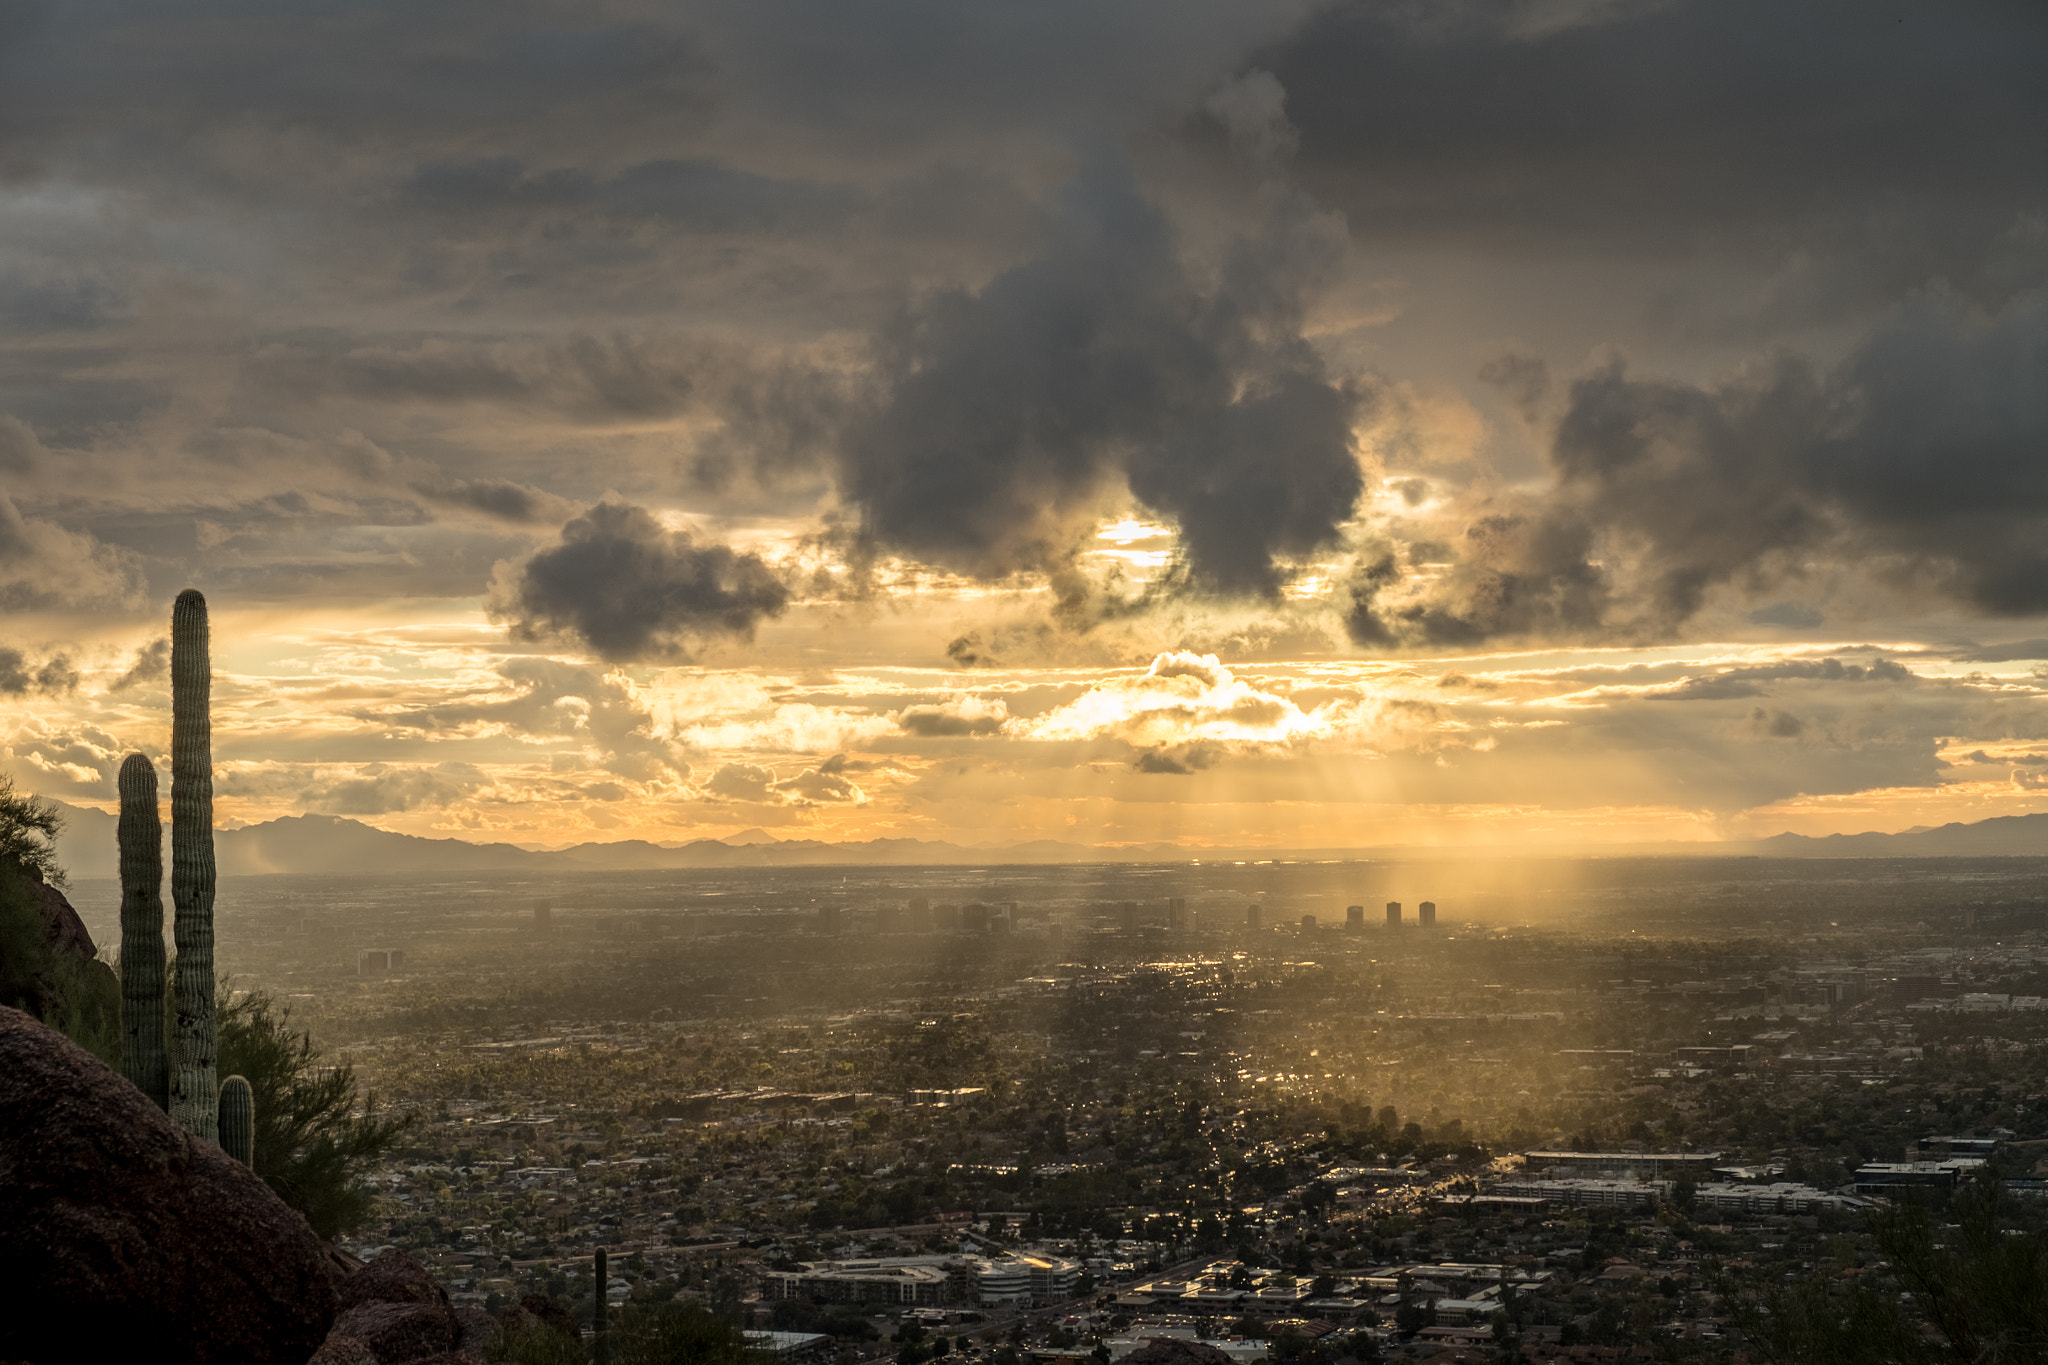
[
  {"xmin": 316, "ymin": 1249, "xmax": 487, "ymax": 1365},
  {"xmin": 0, "ymin": 864, "xmax": 117, "ymax": 1032},
  {"xmin": 0, "ymin": 1005, "xmax": 338, "ymax": 1365}
]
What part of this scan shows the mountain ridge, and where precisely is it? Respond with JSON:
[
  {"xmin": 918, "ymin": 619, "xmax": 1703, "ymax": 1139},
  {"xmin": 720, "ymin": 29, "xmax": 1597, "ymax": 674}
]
[{"xmin": 39, "ymin": 801, "xmax": 2048, "ymax": 878}]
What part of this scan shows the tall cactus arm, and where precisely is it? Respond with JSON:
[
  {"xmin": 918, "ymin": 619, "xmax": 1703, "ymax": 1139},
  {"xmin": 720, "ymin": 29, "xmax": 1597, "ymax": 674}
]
[
  {"xmin": 117, "ymin": 753, "xmax": 168, "ymax": 1110},
  {"xmin": 169, "ymin": 589, "xmax": 219, "ymax": 1143}
]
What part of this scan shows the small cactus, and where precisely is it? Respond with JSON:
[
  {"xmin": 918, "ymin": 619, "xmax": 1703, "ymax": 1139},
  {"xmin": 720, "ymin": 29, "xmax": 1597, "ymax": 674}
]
[
  {"xmin": 169, "ymin": 589, "xmax": 219, "ymax": 1144},
  {"xmin": 117, "ymin": 753, "xmax": 168, "ymax": 1110},
  {"xmin": 219, "ymin": 1074, "xmax": 254, "ymax": 1166}
]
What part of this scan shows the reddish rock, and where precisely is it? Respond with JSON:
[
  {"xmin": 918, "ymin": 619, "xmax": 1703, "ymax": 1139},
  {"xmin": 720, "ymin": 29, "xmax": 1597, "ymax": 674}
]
[
  {"xmin": 452, "ymin": 1306, "xmax": 502, "ymax": 1356},
  {"xmin": 338, "ymin": 1248, "xmax": 452, "ymax": 1313},
  {"xmin": 308, "ymin": 1337, "xmax": 380, "ymax": 1365},
  {"xmin": 22, "ymin": 871, "xmax": 97, "ymax": 961},
  {"xmin": 0, "ymin": 1006, "xmax": 338, "ymax": 1365},
  {"xmin": 329, "ymin": 1302, "xmax": 459, "ymax": 1363}
]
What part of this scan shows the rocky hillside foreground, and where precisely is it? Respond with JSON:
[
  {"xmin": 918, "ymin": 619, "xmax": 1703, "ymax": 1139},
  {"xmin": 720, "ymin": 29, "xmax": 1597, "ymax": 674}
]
[{"xmin": 0, "ymin": 1006, "xmax": 555, "ymax": 1365}]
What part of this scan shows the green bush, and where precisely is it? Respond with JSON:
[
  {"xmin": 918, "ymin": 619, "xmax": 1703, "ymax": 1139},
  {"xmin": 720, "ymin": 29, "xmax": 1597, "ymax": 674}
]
[{"xmin": 215, "ymin": 984, "xmax": 411, "ymax": 1238}]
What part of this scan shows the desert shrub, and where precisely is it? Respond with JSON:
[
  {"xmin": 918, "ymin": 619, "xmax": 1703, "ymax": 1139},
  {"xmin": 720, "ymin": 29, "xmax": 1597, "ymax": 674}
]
[{"xmin": 216, "ymin": 984, "xmax": 411, "ymax": 1237}]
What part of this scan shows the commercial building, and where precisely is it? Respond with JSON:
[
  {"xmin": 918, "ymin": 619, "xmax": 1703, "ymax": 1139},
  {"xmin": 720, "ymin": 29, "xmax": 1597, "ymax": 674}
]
[
  {"xmin": 1855, "ymin": 1159, "xmax": 1986, "ymax": 1196},
  {"xmin": 1245, "ymin": 904, "xmax": 1262, "ymax": 930},
  {"xmin": 1418, "ymin": 901, "xmax": 1437, "ymax": 927},
  {"xmin": 766, "ymin": 1259, "xmax": 953, "ymax": 1306},
  {"xmin": 768, "ymin": 1253, "xmax": 1078, "ymax": 1308},
  {"xmin": 1346, "ymin": 905, "xmax": 1365, "ymax": 932},
  {"xmin": 1493, "ymin": 1179, "xmax": 1661, "ymax": 1209},
  {"xmin": 1520, "ymin": 1150, "xmax": 1724, "ymax": 1179},
  {"xmin": 1385, "ymin": 902, "xmax": 1401, "ymax": 927}
]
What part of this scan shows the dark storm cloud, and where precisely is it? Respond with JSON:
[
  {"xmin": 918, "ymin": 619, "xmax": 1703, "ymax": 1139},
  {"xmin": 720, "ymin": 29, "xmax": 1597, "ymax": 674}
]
[
  {"xmin": 1956, "ymin": 641, "xmax": 2048, "ymax": 664},
  {"xmin": 399, "ymin": 156, "xmax": 865, "ymax": 234},
  {"xmin": 0, "ymin": 1, "xmax": 712, "ymax": 176},
  {"xmin": 410, "ymin": 476, "xmax": 572, "ymax": 526},
  {"xmin": 297, "ymin": 762, "xmax": 489, "ymax": 816},
  {"xmin": 1649, "ymin": 658, "xmax": 1913, "ymax": 703},
  {"xmin": 1350, "ymin": 284, "xmax": 2048, "ymax": 647},
  {"xmin": 108, "ymin": 637, "xmax": 169, "ymax": 692},
  {"xmin": 491, "ymin": 501, "xmax": 789, "ymax": 663},
  {"xmin": 841, "ymin": 163, "xmax": 1364, "ymax": 596},
  {"xmin": 0, "ymin": 646, "xmax": 78, "ymax": 696},
  {"xmin": 1133, "ymin": 741, "xmax": 1225, "ymax": 775},
  {"xmin": 1262, "ymin": 1, "xmax": 2048, "ymax": 301}
]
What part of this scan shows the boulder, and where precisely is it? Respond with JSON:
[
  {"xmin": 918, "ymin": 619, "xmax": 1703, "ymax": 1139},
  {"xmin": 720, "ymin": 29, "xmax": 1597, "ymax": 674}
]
[
  {"xmin": 328, "ymin": 1302, "xmax": 458, "ymax": 1363},
  {"xmin": 308, "ymin": 1338, "xmax": 380, "ymax": 1365},
  {"xmin": 451, "ymin": 1306, "xmax": 502, "ymax": 1356},
  {"xmin": 0, "ymin": 1005, "xmax": 338, "ymax": 1365},
  {"xmin": 338, "ymin": 1248, "xmax": 452, "ymax": 1313},
  {"xmin": 21, "ymin": 870, "xmax": 97, "ymax": 962}
]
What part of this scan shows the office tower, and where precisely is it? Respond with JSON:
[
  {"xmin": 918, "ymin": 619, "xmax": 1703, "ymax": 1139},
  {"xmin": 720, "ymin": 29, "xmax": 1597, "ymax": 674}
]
[
  {"xmin": 535, "ymin": 900, "xmax": 553, "ymax": 934},
  {"xmin": 1346, "ymin": 905, "xmax": 1365, "ymax": 932},
  {"xmin": 877, "ymin": 904, "xmax": 901, "ymax": 933},
  {"xmin": 819, "ymin": 905, "xmax": 842, "ymax": 934},
  {"xmin": 1386, "ymin": 901, "xmax": 1402, "ymax": 927},
  {"xmin": 1168, "ymin": 897, "xmax": 1187, "ymax": 930},
  {"xmin": 1300, "ymin": 914, "xmax": 1316, "ymax": 931},
  {"xmin": 1246, "ymin": 904, "xmax": 1263, "ymax": 930},
  {"xmin": 1119, "ymin": 900, "xmax": 1139, "ymax": 932},
  {"xmin": 1419, "ymin": 900, "xmax": 1437, "ymax": 928},
  {"xmin": 909, "ymin": 897, "xmax": 932, "ymax": 932},
  {"xmin": 961, "ymin": 903, "xmax": 989, "ymax": 933}
]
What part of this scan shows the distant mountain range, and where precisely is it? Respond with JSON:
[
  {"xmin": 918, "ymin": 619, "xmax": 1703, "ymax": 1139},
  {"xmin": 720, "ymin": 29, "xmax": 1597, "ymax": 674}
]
[
  {"xmin": 42, "ymin": 802, "xmax": 2048, "ymax": 879},
  {"xmin": 46, "ymin": 805, "xmax": 1191, "ymax": 879}
]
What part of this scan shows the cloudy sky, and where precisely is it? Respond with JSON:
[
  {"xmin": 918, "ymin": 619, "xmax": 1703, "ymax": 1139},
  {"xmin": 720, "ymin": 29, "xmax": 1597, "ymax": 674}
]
[{"xmin": 5, "ymin": 0, "xmax": 2048, "ymax": 851}]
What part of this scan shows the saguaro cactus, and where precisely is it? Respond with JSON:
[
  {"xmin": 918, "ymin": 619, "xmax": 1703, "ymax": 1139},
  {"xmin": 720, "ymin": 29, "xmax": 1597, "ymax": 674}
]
[
  {"xmin": 169, "ymin": 589, "xmax": 219, "ymax": 1143},
  {"xmin": 594, "ymin": 1246, "xmax": 611, "ymax": 1361},
  {"xmin": 117, "ymin": 753, "xmax": 168, "ymax": 1110},
  {"xmin": 219, "ymin": 1075, "xmax": 254, "ymax": 1166}
]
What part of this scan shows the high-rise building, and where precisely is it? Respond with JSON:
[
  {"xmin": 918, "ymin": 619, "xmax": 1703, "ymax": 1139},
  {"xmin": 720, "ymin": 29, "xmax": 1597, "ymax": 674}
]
[
  {"xmin": 961, "ymin": 903, "xmax": 989, "ymax": 934},
  {"xmin": 909, "ymin": 897, "xmax": 932, "ymax": 932},
  {"xmin": 534, "ymin": 900, "xmax": 553, "ymax": 934},
  {"xmin": 1346, "ymin": 905, "xmax": 1365, "ymax": 932},
  {"xmin": 1386, "ymin": 901, "xmax": 1402, "ymax": 927},
  {"xmin": 1120, "ymin": 900, "xmax": 1139, "ymax": 932},
  {"xmin": 1168, "ymin": 897, "xmax": 1187, "ymax": 930},
  {"xmin": 1419, "ymin": 901, "xmax": 1437, "ymax": 928},
  {"xmin": 819, "ymin": 905, "xmax": 842, "ymax": 934},
  {"xmin": 877, "ymin": 904, "xmax": 901, "ymax": 933},
  {"xmin": 1300, "ymin": 914, "xmax": 1317, "ymax": 931},
  {"xmin": 1245, "ymin": 904, "xmax": 1263, "ymax": 930}
]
